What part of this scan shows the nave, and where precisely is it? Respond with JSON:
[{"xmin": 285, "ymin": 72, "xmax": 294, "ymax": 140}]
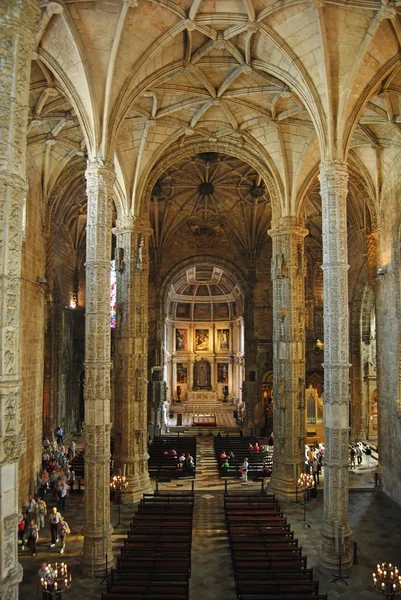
[{"xmin": 18, "ymin": 434, "xmax": 400, "ymax": 600}]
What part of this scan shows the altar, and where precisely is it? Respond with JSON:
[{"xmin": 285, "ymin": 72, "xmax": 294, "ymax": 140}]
[
  {"xmin": 192, "ymin": 414, "xmax": 217, "ymax": 426},
  {"xmin": 187, "ymin": 391, "xmax": 217, "ymax": 402}
]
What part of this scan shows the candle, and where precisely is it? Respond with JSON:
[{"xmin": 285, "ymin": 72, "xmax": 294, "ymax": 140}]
[
  {"xmin": 340, "ymin": 526, "xmax": 345, "ymax": 546},
  {"xmin": 334, "ymin": 521, "xmax": 339, "ymax": 556}
]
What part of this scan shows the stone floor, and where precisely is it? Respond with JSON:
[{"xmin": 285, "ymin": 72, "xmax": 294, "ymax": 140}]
[{"xmin": 18, "ymin": 437, "xmax": 401, "ymax": 600}]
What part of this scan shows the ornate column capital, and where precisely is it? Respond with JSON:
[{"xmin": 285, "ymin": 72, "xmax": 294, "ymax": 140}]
[
  {"xmin": 133, "ymin": 216, "xmax": 153, "ymax": 238},
  {"xmin": 114, "ymin": 214, "xmax": 135, "ymax": 234},
  {"xmin": 318, "ymin": 160, "xmax": 348, "ymax": 192},
  {"xmin": 268, "ymin": 215, "xmax": 308, "ymax": 239},
  {"xmin": 85, "ymin": 158, "xmax": 115, "ymax": 190}
]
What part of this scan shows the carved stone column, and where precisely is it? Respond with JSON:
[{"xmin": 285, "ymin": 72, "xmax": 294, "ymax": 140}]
[
  {"xmin": 113, "ymin": 216, "xmax": 153, "ymax": 502},
  {"xmin": 268, "ymin": 217, "xmax": 308, "ymax": 499},
  {"xmin": 319, "ymin": 160, "xmax": 352, "ymax": 572},
  {"xmin": 81, "ymin": 159, "xmax": 115, "ymax": 576},
  {"xmin": 243, "ymin": 270, "xmax": 258, "ymax": 432},
  {"xmin": 0, "ymin": 1, "xmax": 39, "ymax": 598}
]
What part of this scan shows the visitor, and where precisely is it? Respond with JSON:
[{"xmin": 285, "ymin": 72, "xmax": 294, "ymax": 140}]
[
  {"xmin": 268, "ymin": 432, "xmax": 274, "ymax": 448},
  {"xmin": 57, "ymin": 478, "xmax": 69, "ymax": 511},
  {"xmin": 312, "ymin": 456, "xmax": 320, "ymax": 485},
  {"xmin": 18, "ymin": 511, "xmax": 27, "ymax": 549},
  {"xmin": 49, "ymin": 507, "xmax": 61, "ymax": 547},
  {"xmin": 37, "ymin": 497, "xmax": 47, "ymax": 530},
  {"xmin": 57, "ymin": 516, "xmax": 70, "ymax": 554},
  {"xmin": 56, "ymin": 426, "xmax": 63, "ymax": 445},
  {"xmin": 37, "ymin": 561, "xmax": 53, "ymax": 600},
  {"xmin": 26, "ymin": 496, "xmax": 38, "ymax": 523},
  {"xmin": 356, "ymin": 443, "xmax": 363, "ymax": 465},
  {"xmin": 241, "ymin": 458, "xmax": 249, "ymax": 484},
  {"xmin": 221, "ymin": 459, "xmax": 230, "ymax": 475},
  {"xmin": 364, "ymin": 445, "xmax": 372, "ymax": 467},
  {"xmin": 69, "ymin": 469, "xmax": 76, "ymax": 494},
  {"xmin": 26, "ymin": 518, "xmax": 39, "ymax": 556},
  {"xmin": 68, "ymin": 440, "xmax": 77, "ymax": 459}
]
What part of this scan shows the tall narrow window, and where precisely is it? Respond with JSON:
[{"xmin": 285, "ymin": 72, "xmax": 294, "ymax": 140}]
[
  {"xmin": 110, "ymin": 260, "xmax": 117, "ymax": 328},
  {"xmin": 22, "ymin": 199, "xmax": 27, "ymax": 241}
]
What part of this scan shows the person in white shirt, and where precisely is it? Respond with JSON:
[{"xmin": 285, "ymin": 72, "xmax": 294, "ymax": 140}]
[{"xmin": 49, "ymin": 507, "xmax": 61, "ymax": 547}]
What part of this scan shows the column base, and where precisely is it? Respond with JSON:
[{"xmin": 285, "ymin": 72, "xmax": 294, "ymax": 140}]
[
  {"xmin": 269, "ymin": 474, "xmax": 299, "ymax": 501},
  {"xmin": 81, "ymin": 525, "xmax": 114, "ymax": 577},
  {"xmin": 125, "ymin": 472, "xmax": 153, "ymax": 503},
  {"xmin": 319, "ymin": 524, "xmax": 353, "ymax": 575}
]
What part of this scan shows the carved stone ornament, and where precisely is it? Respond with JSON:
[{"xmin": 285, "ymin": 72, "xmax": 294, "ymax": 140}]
[
  {"xmin": 123, "ymin": 0, "xmax": 139, "ymax": 7},
  {"xmin": 379, "ymin": 2, "xmax": 396, "ymax": 20}
]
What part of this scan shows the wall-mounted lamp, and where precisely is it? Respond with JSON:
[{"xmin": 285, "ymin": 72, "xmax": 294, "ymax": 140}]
[
  {"xmin": 36, "ymin": 277, "xmax": 47, "ymax": 285},
  {"xmin": 376, "ymin": 266, "xmax": 388, "ymax": 276},
  {"xmin": 316, "ymin": 339, "xmax": 324, "ymax": 350},
  {"xmin": 69, "ymin": 300, "xmax": 76, "ymax": 309}
]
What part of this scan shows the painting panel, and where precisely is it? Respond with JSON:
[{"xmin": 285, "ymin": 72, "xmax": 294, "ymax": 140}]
[
  {"xmin": 214, "ymin": 302, "xmax": 229, "ymax": 319},
  {"xmin": 177, "ymin": 363, "xmax": 187, "ymax": 383},
  {"xmin": 195, "ymin": 329, "xmax": 209, "ymax": 351},
  {"xmin": 194, "ymin": 303, "xmax": 211, "ymax": 320},
  {"xmin": 217, "ymin": 363, "xmax": 229, "ymax": 384},
  {"xmin": 177, "ymin": 302, "xmax": 191, "ymax": 319},
  {"xmin": 217, "ymin": 329, "xmax": 230, "ymax": 351},
  {"xmin": 176, "ymin": 329, "xmax": 188, "ymax": 351}
]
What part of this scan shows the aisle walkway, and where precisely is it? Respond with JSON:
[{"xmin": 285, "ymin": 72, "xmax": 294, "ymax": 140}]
[
  {"xmin": 189, "ymin": 493, "xmax": 236, "ymax": 600},
  {"xmin": 18, "ymin": 435, "xmax": 400, "ymax": 600}
]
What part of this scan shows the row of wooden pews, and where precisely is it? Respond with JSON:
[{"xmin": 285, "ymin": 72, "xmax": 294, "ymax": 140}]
[
  {"xmin": 225, "ymin": 493, "xmax": 327, "ymax": 600},
  {"xmin": 214, "ymin": 437, "xmax": 273, "ymax": 479},
  {"xmin": 148, "ymin": 435, "xmax": 197, "ymax": 479},
  {"xmin": 101, "ymin": 493, "xmax": 194, "ymax": 600}
]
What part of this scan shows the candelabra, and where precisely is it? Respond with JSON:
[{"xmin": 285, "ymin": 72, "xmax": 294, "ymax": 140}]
[
  {"xmin": 297, "ymin": 472, "xmax": 315, "ymax": 527},
  {"xmin": 40, "ymin": 562, "xmax": 71, "ymax": 598},
  {"xmin": 373, "ymin": 563, "xmax": 401, "ymax": 599},
  {"xmin": 110, "ymin": 475, "xmax": 129, "ymax": 529}
]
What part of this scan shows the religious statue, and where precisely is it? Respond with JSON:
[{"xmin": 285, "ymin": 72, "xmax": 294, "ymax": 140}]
[
  {"xmin": 136, "ymin": 234, "xmax": 144, "ymax": 270},
  {"xmin": 162, "ymin": 400, "xmax": 169, "ymax": 432}
]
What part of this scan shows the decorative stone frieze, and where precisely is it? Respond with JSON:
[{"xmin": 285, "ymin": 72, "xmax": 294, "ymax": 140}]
[
  {"xmin": 268, "ymin": 216, "xmax": 308, "ymax": 499},
  {"xmin": 113, "ymin": 215, "xmax": 153, "ymax": 501},
  {"xmin": 0, "ymin": 1, "xmax": 40, "ymax": 598},
  {"xmin": 81, "ymin": 159, "xmax": 115, "ymax": 576},
  {"xmin": 318, "ymin": 160, "xmax": 352, "ymax": 573}
]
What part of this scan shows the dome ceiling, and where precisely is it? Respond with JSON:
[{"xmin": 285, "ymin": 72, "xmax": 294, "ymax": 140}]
[
  {"xmin": 149, "ymin": 152, "xmax": 271, "ymax": 255},
  {"xmin": 167, "ymin": 264, "xmax": 243, "ymax": 322}
]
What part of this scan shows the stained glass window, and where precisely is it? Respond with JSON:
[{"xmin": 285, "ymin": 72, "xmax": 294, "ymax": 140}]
[{"xmin": 110, "ymin": 260, "xmax": 117, "ymax": 328}]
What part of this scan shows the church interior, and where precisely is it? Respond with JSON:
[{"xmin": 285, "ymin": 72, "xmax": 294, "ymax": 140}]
[{"xmin": 2, "ymin": 0, "xmax": 401, "ymax": 598}]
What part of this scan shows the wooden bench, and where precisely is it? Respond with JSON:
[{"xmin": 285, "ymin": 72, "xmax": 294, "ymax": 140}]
[
  {"xmin": 106, "ymin": 581, "xmax": 189, "ymax": 597},
  {"xmin": 236, "ymin": 580, "xmax": 320, "ymax": 597},
  {"xmin": 117, "ymin": 556, "xmax": 191, "ymax": 571},
  {"xmin": 233, "ymin": 556, "xmax": 308, "ymax": 570},
  {"xmin": 110, "ymin": 570, "xmax": 190, "ymax": 583},
  {"xmin": 238, "ymin": 596, "xmax": 327, "ymax": 600},
  {"xmin": 234, "ymin": 568, "xmax": 314, "ymax": 583}
]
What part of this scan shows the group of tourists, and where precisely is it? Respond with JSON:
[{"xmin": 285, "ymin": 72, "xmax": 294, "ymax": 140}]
[
  {"xmin": 18, "ymin": 431, "xmax": 74, "ymax": 557},
  {"xmin": 349, "ymin": 441, "xmax": 372, "ymax": 468},
  {"xmin": 305, "ymin": 443, "xmax": 325, "ymax": 485},
  {"xmin": 39, "ymin": 434, "xmax": 76, "ymax": 501},
  {"xmin": 18, "ymin": 504, "xmax": 71, "ymax": 557},
  {"xmin": 163, "ymin": 447, "xmax": 195, "ymax": 473}
]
